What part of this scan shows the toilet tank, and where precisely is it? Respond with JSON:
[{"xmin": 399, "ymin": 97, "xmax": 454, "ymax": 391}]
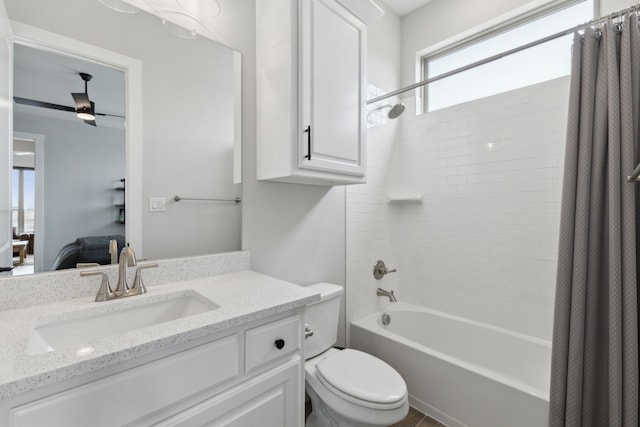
[{"xmin": 304, "ymin": 283, "xmax": 343, "ymax": 359}]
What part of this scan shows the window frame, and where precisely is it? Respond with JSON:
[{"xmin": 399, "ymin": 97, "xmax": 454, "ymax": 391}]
[{"xmin": 418, "ymin": 0, "xmax": 596, "ymax": 113}]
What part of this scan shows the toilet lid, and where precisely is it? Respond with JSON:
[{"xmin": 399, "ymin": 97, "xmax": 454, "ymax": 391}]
[{"xmin": 316, "ymin": 349, "xmax": 406, "ymax": 405}]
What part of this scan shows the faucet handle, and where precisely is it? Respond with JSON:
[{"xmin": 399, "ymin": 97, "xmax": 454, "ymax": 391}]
[
  {"xmin": 373, "ymin": 260, "xmax": 397, "ymax": 280},
  {"xmin": 109, "ymin": 239, "xmax": 118, "ymax": 264},
  {"xmin": 81, "ymin": 270, "xmax": 112, "ymax": 302},
  {"xmin": 131, "ymin": 263, "xmax": 158, "ymax": 295}
]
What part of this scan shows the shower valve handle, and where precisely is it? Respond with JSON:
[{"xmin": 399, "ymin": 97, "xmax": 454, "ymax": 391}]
[{"xmin": 373, "ymin": 260, "xmax": 396, "ymax": 280}]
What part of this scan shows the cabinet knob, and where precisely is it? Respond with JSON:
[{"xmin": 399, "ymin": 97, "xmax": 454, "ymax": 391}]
[{"xmin": 274, "ymin": 339, "xmax": 285, "ymax": 350}]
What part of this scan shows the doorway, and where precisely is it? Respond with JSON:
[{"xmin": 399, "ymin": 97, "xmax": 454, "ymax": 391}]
[{"xmin": 11, "ymin": 136, "xmax": 36, "ymax": 274}]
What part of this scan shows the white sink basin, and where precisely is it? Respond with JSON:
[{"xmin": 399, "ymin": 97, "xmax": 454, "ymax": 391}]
[{"xmin": 26, "ymin": 290, "xmax": 219, "ymax": 355}]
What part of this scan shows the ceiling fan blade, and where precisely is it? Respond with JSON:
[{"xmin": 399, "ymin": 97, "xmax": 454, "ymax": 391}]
[
  {"xmin": 15, "ymin": 96, "xmax": 122, "ymax": 122},
  {"xmin": 14, "ymin": 97, "xmax": 76, "ymax": 113},
  {"xmin": 84, "ymin": 119, "xmax": 97, "ymax": 127},
  {"xmin": 71, "ymin": 92, "xmax": 91, "ymax": 108},
  {"xmin": 94, "ymin": 111, "xmax": 126, "ymax": 119}
]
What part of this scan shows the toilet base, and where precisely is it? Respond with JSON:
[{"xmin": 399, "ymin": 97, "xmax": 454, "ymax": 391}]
[
  {"xmin": 305, "ymin": 386, "xmax": 361, "ymax": 427},
  {"xmin": 306, "ymin": 386, "xmax": 408, "ymax": 427}
]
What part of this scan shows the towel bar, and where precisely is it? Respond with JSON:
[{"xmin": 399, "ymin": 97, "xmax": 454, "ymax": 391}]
[{"xmin": 174, "ymin": 195, "xmax": 241, "ymax": 203}]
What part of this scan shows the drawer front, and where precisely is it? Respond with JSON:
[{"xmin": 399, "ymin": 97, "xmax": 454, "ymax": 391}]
[
  {"xmin": 10, "ymin": 335, "xmax": 239, "ymax": 427},
  {"xmin": 245, "ymin": 315, "xmax": 301, "ymax": 372}
]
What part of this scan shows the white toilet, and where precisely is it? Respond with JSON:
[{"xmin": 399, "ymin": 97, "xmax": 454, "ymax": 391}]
[{"xmin": 304, "ymin": 283, "xmax": 409, "ymax": 427}]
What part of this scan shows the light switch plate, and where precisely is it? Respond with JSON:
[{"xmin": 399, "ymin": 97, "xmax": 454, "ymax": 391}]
[{"xmin": 149, "ymin": 197, "xmax": 166, "ymax": 212}]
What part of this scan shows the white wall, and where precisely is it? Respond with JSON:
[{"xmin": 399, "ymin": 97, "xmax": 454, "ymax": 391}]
[
  {"xmin": 368, "ymin": 0, "xmax": 403, "ymax": 92},
  {"xmin": 602, "ymin": 0, "xmax": 635, "ymax": 13},
  {"xmin": 13, "ymin": 115, "xmax": 125, "ymax": 270},
  {"xmin": 5, "ymin": 0, "xmax": 240, "ymax": 261},
  {"xmin": 399, "ymin": 78, "xmax": 568, "ymax": 340}
]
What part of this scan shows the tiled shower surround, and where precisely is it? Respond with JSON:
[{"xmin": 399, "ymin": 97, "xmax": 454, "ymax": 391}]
[{"xmin": 347, "ymin": 76, "xmax": 570, "ymax": 341}]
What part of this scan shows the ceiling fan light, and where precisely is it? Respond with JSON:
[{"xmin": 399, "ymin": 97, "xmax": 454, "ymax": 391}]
[
  {"xmin": 97, "ymin": 0, "xmax": 140, "ymax": 13},
  {"xmin": 77, "ymin": 112, "xmax": 95, "ymax": 121},
  {"xmin": 77, "ymin": 106, "xmax": 95, "ymax": 121}
]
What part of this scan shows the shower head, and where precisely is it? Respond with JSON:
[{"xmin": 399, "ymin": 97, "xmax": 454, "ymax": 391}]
[{"xmin": 376, "ymin": 103, "xmax": 405, "ymax": 119}]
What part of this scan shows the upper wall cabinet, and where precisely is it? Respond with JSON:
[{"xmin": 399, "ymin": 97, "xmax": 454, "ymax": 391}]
[{"xmin": 256, "ymin": 0, "xmax": 383, "ymax": 186}]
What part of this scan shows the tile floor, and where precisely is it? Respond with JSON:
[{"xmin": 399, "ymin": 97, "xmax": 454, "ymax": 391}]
[{"xmin": 390, "ymin": 406, "xmax": 447, "ymax": 427}]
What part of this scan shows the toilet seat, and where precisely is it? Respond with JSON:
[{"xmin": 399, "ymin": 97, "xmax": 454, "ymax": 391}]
[{"xmin": 315, "ymin": 349, "xmax": 407, "ymax": 410}]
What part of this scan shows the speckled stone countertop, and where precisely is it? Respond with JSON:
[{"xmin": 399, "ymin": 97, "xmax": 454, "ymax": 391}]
[{"xmin": 0, "ymin": 270, "xmax": 319, "ymax": 399}]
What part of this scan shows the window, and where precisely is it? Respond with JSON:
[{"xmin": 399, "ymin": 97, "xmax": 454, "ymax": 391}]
[
  {"xmin": 12, "ymin": 168, "xmax": 35, "ymax": 234},
  {"xmin": 422, "ymin": 0, "xmax": 593, "ymax": 112}
]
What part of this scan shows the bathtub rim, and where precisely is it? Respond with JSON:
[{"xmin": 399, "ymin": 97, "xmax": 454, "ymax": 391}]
[{"xmin": 351, "ymin": 301, "xmax": 551, "ymax": 402}]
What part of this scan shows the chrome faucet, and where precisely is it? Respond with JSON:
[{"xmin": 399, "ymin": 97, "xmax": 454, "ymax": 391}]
[
  {"xmin": 81, "ymin": 245, "xmax": 158, "ymax": 301},
  {"xmin": 114, "ymin": 244, "xmax": 137, "ymax": 297},
  {"xmin": 377, "ymin": 288, "xmax": 397, "ymax": 302}
]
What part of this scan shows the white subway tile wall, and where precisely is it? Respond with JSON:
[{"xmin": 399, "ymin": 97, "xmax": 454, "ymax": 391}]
[
  {"xmin": 366, "ymin": 84, "xmax": 390, "ymax": 128},
  {"xmin": 347, "ymin": 76, "xmax": 569, "ymax": 341},
  {"xmin": 346, "ymin": 86, "xmax": 402, "ymax": 340}
]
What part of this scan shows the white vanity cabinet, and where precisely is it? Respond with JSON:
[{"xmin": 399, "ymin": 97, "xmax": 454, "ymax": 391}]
[
  {"xmin": 156, "ymin": 360, "xmax": 300, "ymax": 426},
  {"xmin": 0, "ymin": 311, "xmax": 305, "ymax": 427},
  {"xmin": 256, "ymin": 0, "xmax": 383, "ymax": 186}
]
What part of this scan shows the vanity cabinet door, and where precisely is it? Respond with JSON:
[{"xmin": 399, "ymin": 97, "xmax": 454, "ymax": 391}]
[
  {"xmin": 299, "ymin": 0, "xmax": 366, "ymax": 178},
  {"xmin": 154, "ymin": 359, "xmax": 302, "ymax": 427}
]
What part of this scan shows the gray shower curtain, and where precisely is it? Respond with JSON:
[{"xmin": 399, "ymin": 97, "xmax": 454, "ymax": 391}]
[{"xmin": 549, "ymin": 16, "xmax": 639, "ymax": 427}]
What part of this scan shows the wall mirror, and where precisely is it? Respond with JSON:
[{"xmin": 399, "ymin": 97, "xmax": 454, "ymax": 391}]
[{"xmin": 3, "ymin": 0, "xmax": 242, "ymax": 276}]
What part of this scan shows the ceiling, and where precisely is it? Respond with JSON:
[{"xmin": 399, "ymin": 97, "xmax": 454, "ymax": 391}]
[
  {"xmin": 13, "ymin": 44, "xmax": 125, "ymax": 128},
  {"xmin": 380, "ymin": 0, "xmax": 434, "ymax": 17}
]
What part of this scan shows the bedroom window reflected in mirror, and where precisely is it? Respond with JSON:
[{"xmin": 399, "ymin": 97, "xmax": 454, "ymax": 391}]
[{"xmin": 12, "ymin": 168, "xmax": 35, "ymax": 234}]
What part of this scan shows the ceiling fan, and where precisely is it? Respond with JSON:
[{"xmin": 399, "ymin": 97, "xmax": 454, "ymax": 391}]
[{"xmin": 13, "ymin": 72, "xmax": 125, "ymax": 127}]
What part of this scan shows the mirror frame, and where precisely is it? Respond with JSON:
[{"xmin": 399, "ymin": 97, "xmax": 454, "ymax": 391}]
[{"xmin": 10, "ymin": 20, "xmax": 143, "ymax": 255}]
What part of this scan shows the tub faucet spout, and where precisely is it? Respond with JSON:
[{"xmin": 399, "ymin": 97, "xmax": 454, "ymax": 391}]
[{"xmin": 377, "ymin": 288, "xmax": 397, "ymax": 302}]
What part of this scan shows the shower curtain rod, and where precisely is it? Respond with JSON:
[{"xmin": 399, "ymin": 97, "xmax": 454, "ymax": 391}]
[{"xmin": 366, "ymin": 3, "xmax": 640, "ymax": 106}]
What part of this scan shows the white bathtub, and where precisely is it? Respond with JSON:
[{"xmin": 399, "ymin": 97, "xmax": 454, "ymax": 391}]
[{"xmin": 350, "ymin": 302, "xmax": 550, "ymax": 427}]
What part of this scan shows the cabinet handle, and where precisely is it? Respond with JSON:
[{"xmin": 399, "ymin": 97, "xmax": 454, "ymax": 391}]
[
  {"xmin": 274, "ymin": 339, "xmax": 286, "ymax": 350},
  {"xmin": 304, "ymin": 125, "xmax": 311, "ymax": 160}
]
